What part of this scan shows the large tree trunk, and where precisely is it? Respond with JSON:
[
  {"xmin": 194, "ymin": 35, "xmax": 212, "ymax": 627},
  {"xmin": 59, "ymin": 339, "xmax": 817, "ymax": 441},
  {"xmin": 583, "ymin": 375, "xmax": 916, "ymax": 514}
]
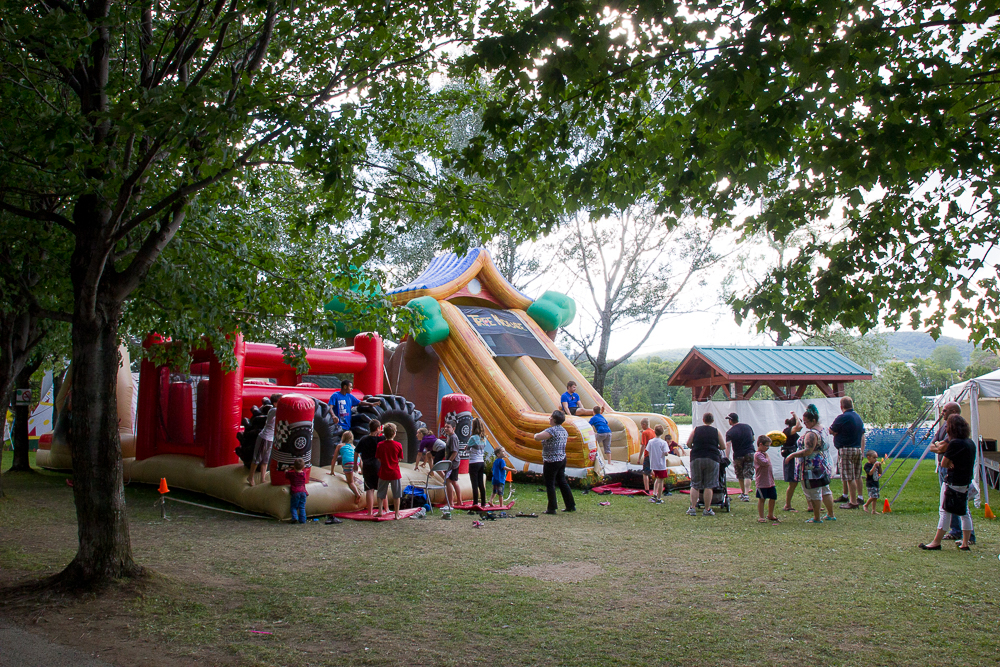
[
  {"xmin": 10, "ymin": 359, "xmax": 42, "ymax": 471},
  {"xmin": 55, "ymin": 280, "xmax": 142, "ymax": 587},
  {"xmin": 592, "ymin": 364, "xmax": 609, "ymax": 395}
]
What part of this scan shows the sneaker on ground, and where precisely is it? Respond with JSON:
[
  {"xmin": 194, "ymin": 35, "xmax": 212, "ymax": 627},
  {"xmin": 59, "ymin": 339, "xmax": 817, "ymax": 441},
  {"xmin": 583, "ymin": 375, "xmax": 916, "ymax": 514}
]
[
  {"xmin": 835, "ymin": 495, "xmax": 850, "ymax": 503},
  {"xmin": 703, "ymin": 508, "xmax": 716, "ymax": 516},
  {"xmin": 740, "ymin": 494, "xmax": 750, "ymax": 502},
  {"xmin": 325, "ymin": 516, "xmax": 342, "ymax": 525},
  {"xmin": 686, "ymin": 507, "xmax": 698, "ymax": 516}
]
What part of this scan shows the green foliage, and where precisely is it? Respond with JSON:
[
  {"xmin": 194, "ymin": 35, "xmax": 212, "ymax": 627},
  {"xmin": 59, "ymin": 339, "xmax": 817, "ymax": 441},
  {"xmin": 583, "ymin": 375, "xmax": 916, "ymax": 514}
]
[
  {"xmin": 461, "ymin": 1, "xmax": 1000, "ymax": 350},
  {"xmin": 603, "ymin": 357, "xmax": 690, "ymax": 416},
  {"xmin": 930, "ymin": 345, "xmax": 964, "ymax": 372},
  {"xmin": 800, "ymin": 329, "xmax": 915, "ymax": 427},
  {"xmin": 911, "ymin": 358, "xmax": 962, "ymax": 396}
]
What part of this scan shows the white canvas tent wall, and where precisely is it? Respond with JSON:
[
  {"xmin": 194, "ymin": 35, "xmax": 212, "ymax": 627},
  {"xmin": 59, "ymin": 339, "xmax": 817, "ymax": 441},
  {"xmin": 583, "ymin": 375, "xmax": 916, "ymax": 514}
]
[
  {"xmin": 694, "ymin": 397, "xmax": 844, "ymax": 481},
  {"xmin": 939, "ymin": 369, "xmax": 1000, "ymax": 505}
]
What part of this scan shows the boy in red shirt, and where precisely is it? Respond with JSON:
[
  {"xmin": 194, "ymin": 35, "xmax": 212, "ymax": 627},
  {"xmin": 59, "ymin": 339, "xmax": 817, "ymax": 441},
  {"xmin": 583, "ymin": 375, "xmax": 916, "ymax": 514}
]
[
  {"xmin": 286, "ymin": 458, "xmax": 309, "ymax": 524},
  {"xmin": 375, "ymin": 423, "xmax": 403, "ymax": 519}
]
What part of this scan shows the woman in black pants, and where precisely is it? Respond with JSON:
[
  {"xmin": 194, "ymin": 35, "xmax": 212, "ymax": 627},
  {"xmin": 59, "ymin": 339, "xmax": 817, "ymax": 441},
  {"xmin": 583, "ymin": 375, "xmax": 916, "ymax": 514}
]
[
  {"xmin": 533, "ymin": 410, "xmax": 576, "ymax": 514},
  {"xmin": 466, "ymin": 418, "xmax": 488, "ymax": 509}
]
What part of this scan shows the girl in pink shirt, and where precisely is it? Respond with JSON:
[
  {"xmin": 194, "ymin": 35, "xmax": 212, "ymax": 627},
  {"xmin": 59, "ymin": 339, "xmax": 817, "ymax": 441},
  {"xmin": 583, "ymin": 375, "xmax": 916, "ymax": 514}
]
[{"xmin": 754, "ymin": 436, "xmax": 779, "ymax": 524}]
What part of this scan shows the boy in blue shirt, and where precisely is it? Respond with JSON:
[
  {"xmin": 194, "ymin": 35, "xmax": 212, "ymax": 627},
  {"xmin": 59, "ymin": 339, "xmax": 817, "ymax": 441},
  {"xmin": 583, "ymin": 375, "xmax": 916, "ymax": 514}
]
[
  {"xmin": 560, "ymin": 381, "xmax": 594, "ymax": 417},
  {"xmin": 328, "ymin": 380, "xmax": 378, "ymax": 432},
  {"xmin": 489, "ymin": 446, "xmax": 515, "ymax": 506},
  {"xmin": 589, "ymin": 405, "xmax": 613, "ymax": 461}
]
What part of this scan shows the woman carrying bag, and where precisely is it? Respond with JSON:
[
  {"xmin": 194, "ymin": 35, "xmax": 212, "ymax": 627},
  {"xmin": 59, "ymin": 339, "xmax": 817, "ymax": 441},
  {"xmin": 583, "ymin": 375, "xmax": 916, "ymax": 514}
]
[
  {"xmin": 785, "ymin": 405, "xmax": 837, "ymax": 524},
  {"xmin": 920, "ymin": 414, "xmax": 976, "ymax": 551}
]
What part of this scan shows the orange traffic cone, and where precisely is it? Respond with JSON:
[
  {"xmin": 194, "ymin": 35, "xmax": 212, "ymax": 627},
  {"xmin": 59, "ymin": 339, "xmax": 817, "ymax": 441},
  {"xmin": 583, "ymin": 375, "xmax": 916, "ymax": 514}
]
[
  {"xmin": 882, "ymin": 499, "xmax": 891, "ymax": 513},
  {"xmin": 985, "ymin": 503, "xmax": 996, "ymax": 520},
  {"xmin": 158, "ymin": 478, "xmax": 170, "ymax": 494}
]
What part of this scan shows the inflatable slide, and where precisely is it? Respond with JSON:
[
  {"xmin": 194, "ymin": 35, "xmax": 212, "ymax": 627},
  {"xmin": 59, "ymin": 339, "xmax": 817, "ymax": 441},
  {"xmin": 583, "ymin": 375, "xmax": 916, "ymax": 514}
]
[{"xmin": 386, "ymin": 249, "xmax": 680, "ymax": 479}]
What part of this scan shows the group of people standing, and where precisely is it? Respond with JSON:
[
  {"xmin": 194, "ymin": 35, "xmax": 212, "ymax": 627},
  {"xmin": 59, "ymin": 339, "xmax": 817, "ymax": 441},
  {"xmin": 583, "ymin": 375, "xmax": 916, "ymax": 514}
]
[{"xmin": 680, "ymin": 398, "xmax": 883, "ymax": 524}]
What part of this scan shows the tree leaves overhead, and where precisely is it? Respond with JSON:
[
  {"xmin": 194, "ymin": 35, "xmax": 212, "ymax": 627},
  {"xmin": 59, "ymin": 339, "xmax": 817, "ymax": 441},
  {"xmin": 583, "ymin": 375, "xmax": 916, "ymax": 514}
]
[{"xmin": 463, "ymin": 0, "xmax": 1000, "ymax": 347}]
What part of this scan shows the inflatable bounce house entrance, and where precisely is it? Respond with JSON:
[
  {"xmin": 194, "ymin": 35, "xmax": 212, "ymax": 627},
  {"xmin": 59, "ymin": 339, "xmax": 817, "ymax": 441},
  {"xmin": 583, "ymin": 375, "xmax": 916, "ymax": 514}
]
[
  {"xmin": 386, "ymin": 249, "xmax": 679, "ymax": 479},
  {"xmin": 124, "ymin": 332, "xmax": 445, "ymax": 519}
]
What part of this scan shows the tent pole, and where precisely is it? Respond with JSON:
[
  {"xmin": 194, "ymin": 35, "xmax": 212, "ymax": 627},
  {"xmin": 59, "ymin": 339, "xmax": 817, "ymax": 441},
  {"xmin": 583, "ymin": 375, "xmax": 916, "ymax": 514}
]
[
  {"xmin": 970, "ymin": 382, "xmax": 989, "ymax": 508},
  {"xmin": 885, "ymin": 383, "xmax": 974, "ymax": 507},
  {"xmin": 889, "ymin": 442, "xmax": 935, "ymax": 508},
  {"xmin": 880, "ymin": 398, "xmax": 940, "ymax": 487}
]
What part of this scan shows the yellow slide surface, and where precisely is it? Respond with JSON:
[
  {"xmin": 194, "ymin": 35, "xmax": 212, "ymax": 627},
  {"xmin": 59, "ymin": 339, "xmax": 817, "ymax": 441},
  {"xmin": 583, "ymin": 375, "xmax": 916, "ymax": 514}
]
[{"xmin": 432, "ymin": 301, "xmax": 677, "ymax": 470}]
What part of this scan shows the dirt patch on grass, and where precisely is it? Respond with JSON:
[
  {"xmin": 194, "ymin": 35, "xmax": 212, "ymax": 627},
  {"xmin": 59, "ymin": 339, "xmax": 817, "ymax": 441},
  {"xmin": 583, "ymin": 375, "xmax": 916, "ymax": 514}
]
[{"xmin": 503, "ymin": 561, "xmax": 603, "ymax": 583}]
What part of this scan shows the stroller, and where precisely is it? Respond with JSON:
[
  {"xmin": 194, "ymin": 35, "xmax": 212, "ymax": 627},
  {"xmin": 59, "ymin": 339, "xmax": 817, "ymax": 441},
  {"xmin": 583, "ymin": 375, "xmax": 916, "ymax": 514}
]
[{"xmin": 695, "ymin": 457, "xmax": 732, "ymax": 513}]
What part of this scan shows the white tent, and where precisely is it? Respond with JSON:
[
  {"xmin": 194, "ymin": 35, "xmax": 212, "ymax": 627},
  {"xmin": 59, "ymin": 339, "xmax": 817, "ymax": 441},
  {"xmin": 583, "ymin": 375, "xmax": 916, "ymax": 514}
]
[
  {"xmin": 937, "ymin": 369, "xmax": 1000, "ymax": 506},
  {"xmin": 941, "ymin": 368, "xmax": 1000, "ymax": 402}
]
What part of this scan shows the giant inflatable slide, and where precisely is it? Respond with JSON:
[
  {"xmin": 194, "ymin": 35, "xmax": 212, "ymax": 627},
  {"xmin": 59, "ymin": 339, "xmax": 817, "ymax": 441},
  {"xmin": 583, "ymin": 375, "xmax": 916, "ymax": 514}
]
[
  {"xmin": 386, "ymin": 249, "xmax": 678, "ymax": 479},
  {"xmin": 38, "ymin": 248, "xmax": 681, "ymax": 519}
]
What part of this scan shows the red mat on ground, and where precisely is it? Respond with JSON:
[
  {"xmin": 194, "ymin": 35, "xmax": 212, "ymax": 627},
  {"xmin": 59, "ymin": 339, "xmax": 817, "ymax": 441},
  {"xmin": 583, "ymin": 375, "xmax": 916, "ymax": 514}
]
[
  {"xmin": 590, "ymin": 482, "xmax": 649, "ymax": 496},
  {"xmin": 678, "ymin": 488, "xmax": 743, "ymax": 495},
  {"xmin": 449, "ymin": 500, "xmax": 516, "ymax": 511},
  {"xmin": 332, "ymin": 508, "xmax": 423, "ymax": 521}
]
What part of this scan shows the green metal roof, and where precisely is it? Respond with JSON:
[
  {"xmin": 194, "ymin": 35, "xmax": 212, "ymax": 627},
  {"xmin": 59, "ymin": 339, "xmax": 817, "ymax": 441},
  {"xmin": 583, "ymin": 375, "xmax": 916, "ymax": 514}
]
[{"xmin": 691, "ymin": 346, "xmax": 871, "ymax": 376}]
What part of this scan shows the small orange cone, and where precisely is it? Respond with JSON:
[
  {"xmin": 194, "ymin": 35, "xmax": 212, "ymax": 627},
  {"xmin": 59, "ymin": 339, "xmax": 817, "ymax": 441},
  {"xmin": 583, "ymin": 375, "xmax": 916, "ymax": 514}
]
[
  {"xmin": 158, "ymin": 478, "xmax": 170, "ymax": 494},
  {"xmin": 985, "ymin": 503, "xmax": 996, "ymax": 520},
  {"xmin": 882, "ymin": 499, "xmax": 891, "ymax": 513}
]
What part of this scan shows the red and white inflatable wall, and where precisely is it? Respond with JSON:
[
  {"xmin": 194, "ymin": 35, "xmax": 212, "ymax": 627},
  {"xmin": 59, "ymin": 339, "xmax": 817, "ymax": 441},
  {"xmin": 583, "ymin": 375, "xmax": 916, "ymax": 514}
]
[{"xmin": 135, "ymin": 332, "xmax": 383, "ymax": 468}]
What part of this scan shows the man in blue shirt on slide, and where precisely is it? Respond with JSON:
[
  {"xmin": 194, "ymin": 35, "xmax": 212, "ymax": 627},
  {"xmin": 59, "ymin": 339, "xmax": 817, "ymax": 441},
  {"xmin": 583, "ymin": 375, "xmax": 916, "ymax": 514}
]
[
  {"xmin": 560, "ymin": 381, "xmax": 594, "ymax": 417},
  {"xmin": 329, "ymin": 380, "xmax": 378, "ymax": 432}
]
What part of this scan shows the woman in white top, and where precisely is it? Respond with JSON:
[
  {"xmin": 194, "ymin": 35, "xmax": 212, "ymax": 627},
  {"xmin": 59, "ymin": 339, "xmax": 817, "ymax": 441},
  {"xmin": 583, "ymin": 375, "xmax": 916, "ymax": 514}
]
[{"xmin": 466, "ymin": 418, "xmax": 488, "ymax": 509}]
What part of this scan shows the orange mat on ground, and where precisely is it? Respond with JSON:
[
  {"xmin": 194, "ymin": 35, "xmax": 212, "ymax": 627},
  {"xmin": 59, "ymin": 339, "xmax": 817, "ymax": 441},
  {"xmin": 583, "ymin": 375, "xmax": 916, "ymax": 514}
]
[{"xmin": 332, "ymin": 508, "xmax": 423, "ymax": 521}]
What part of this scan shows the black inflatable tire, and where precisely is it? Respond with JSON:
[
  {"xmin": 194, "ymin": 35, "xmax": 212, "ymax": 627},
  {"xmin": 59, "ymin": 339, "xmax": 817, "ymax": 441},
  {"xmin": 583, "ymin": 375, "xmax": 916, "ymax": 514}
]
[
  {"xmin": 350, "ymin": 393, "xmax": 426, "ymax": 462},
  {"xmin": 312, "ymin": 400, "xmax": 341, "ymax": 468}
]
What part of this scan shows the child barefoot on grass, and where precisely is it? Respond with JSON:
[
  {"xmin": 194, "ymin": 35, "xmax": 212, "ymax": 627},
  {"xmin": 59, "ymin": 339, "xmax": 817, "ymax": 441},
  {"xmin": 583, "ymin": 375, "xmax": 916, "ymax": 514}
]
[
  {"xmin": 489, "ymin": 446, "xmax": 515, "ymax": 506},
  {"xmin": 754, "ymin": 435, "xmax": 779, "ymax": 524},
  {"xmin": 863, "ymin": 450, "xmax": 883, "ymax": 514}
]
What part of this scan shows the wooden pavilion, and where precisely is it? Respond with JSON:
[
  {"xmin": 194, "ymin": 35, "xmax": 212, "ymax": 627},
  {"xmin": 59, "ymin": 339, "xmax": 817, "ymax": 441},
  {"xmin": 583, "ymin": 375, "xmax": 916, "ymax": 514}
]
[{"xmin": 667, "ymin": 346, "xmax": 873, "ymax": 401}]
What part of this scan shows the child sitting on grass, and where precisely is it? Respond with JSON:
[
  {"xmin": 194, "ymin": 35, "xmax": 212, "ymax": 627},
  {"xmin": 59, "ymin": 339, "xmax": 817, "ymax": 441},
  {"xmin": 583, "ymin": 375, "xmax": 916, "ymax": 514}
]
[
  {"xmin": 286, "ymin": 458, "xmax": 309, "ymax": 524},
  {"xmin": 490, "ymin": 446, "xmax": 515, "ymax": 506},
  {"xmin": 754, "ymin": 435, "xmax": 779, "ymax": 524},
  {"xmin": 863, "ymin": 450, "xmax": 883, "ymax": 514}
]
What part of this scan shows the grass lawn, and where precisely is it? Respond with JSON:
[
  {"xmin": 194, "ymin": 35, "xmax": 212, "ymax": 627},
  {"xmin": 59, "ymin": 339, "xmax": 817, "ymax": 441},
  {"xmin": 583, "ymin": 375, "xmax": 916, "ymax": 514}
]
[{"xmin": 2, "ymin": 453, "xmax": 999, "ymax": 666}]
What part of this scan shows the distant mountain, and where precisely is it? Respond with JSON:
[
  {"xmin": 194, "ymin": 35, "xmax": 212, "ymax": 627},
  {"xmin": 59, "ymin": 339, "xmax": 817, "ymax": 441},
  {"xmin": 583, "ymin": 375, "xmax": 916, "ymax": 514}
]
[
  {"xmin": 634, "ymin": 347, "xmax": 691, "ymax": 362},
  {"xmin": 635, "ymin": 332, "xmax": 974, "ymax": 365},
  {"xmin": 882, "ymin": 331, "xmax": 974, "ymax": 363}
]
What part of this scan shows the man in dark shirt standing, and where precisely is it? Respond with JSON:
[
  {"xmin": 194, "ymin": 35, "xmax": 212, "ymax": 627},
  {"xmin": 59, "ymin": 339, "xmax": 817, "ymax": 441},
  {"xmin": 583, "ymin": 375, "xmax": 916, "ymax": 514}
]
[
  {"xmin": 725, "ymin": 413, "xmax": 755, "ymax": 502},
  {"xmin": 829, "ymin": 397, "xmax": 866, "ymax": 509}
]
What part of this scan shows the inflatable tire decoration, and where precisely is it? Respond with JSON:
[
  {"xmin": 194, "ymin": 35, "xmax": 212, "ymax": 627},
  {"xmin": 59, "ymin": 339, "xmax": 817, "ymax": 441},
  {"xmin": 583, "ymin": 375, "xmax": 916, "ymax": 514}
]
[
  {"xmin": 349, "ymin": 393, "xmax": 426, "ymax": 462},
  {"xmin": 312, "ymin": 400, "xmax": 341, "ymax": 468},
  {"xmin": 239, "ymin": 393, "xmax": 425, "ymax": 467}
]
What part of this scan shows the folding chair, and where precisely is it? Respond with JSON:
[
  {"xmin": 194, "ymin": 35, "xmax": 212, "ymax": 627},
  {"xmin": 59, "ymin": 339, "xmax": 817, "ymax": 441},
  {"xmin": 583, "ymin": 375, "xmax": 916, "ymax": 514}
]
[{"xmin": 409, "ymin": 460, "xmax": 453, "ymax": 513}]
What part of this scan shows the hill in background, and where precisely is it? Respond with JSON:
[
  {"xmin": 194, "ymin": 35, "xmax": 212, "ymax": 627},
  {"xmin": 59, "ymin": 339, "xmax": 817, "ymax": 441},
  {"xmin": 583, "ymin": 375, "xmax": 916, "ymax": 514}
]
[
  {"xmin": 635, "ymin": 331, "xmax": 974, "ymax": 365},
  {"xmin": 882, "ymin": 331, "xmax": 974, "ymax": 364}
]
